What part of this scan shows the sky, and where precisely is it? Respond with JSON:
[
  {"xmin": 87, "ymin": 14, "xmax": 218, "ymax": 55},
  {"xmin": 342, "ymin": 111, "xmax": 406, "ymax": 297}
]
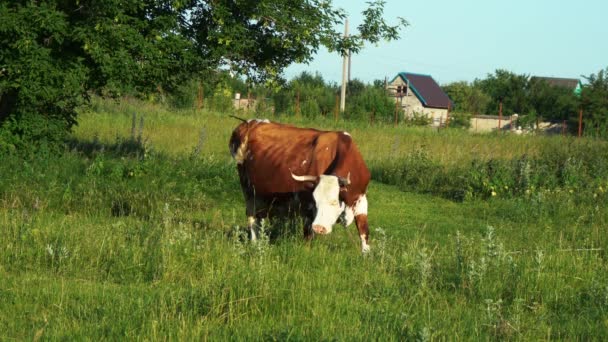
[{"xmin": 284, "ymin": 0, "xmax": 608, "ymax": 85}]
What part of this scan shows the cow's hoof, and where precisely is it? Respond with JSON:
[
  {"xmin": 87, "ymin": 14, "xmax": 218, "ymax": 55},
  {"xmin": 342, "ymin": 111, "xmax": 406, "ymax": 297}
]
[
  {"xmin": 361, "ymin": 244, "xmax": 371, "ymax": 254},
  {"xmin": 313, "ymin": 225, "xmax": 328, "ymax": 234}
]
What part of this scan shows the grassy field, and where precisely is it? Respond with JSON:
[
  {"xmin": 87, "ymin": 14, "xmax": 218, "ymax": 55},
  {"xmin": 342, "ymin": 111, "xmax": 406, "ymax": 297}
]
[{"xmin": 1, "ymin": 99, "xmax": 608, "ymax": 340}]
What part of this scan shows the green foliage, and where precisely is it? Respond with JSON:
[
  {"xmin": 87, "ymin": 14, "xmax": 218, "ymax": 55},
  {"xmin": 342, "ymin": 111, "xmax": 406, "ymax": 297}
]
[
  {"xmin": 443, "ymin": 81, "xmax": 490, "ymax": 115},
  {"xmin": 271, "ymin": 72, "xmax": 335, "ymax": 117},
  {"xmin": 447, "ymin": 112, "xmax": 472, "ymax": 129},
  {"xmin": 528, "ymin": 78, "xmax": 578, "ymax": 121},
  {"xmin": 402, "ymin": 112, "xmax": 431, "ymax": 126},
  {"xmin": 479, "ymin": 69, "xmax": 530, "ymax": 116},
  {"xmin": 0, "ymin": 0, "xmax": 407, "ymax": 152},
  {"xmin": 371, "ymin": 140, "xmax": 608, "ymax": 201},
  {"xmin": 581, "ymin": 68, "xmax": 608, "ymax": 137},
  {"xmin": 346, "ymin": 82, "xmax": 396, "ymax": 122}
]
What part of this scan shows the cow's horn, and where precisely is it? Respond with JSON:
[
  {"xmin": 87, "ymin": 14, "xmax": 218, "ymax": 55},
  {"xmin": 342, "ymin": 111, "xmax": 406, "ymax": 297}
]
[
  {"xmin": 291, "ymin": 173, "xmax": 318, "ymax": 182},
  {"xmin": 338, "ymin": 172, "xmax": 351, "ymax": 186}
]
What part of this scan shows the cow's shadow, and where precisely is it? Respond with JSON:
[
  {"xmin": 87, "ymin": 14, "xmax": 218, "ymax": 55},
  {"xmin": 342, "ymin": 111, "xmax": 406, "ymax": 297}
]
[{"xmin": 226, "ymin": 217, "xmax": 309, "ymax": 244}]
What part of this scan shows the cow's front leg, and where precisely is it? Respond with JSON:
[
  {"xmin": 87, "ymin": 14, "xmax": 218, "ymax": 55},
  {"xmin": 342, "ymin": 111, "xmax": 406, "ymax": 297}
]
[
  {"xmin": 353, "ymin": 194, "xmax": 370, "ymax": 253},
  {"xmin": 355, "ymin": 214, "xmax": 370, "ymax": 253},
  {"xmin": 248, "ymin": 216, "xmax": 258, "ymax": 241},
  {"xmin": 303, "ymin": 215, "xmax": 314, "ymax": 241},
  {"xmin": 245, "ymin": 196, "xmax": 261, "ymax": 241}
]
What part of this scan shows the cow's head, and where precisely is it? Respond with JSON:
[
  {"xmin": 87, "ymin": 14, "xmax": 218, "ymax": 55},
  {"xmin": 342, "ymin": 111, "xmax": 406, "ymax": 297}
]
[{"xmin": 291, "ymin": 173, "xmax": 350, "ymax": 235}]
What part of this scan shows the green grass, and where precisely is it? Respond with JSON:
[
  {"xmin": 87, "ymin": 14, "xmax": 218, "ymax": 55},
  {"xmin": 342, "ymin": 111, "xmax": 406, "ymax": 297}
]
[{"xmin": 1, "ymin": 99, "xmax": 608, "ymax": 339}]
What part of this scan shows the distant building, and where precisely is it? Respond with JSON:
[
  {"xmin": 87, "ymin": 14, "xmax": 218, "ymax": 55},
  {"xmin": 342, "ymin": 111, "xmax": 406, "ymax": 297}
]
[
  {"xmin": 530, "ymin": 76, "xmax": 582, "ymax": 96},
  {"xmin": 388, "ymin": 72, "xmax": 453, "ymax": 126}
]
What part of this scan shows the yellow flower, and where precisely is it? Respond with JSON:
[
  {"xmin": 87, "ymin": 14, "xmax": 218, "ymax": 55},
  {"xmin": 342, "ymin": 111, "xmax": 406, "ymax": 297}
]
[{"xmin": 491, "ymin": 191, "xmax": 497, "ymax": 197}]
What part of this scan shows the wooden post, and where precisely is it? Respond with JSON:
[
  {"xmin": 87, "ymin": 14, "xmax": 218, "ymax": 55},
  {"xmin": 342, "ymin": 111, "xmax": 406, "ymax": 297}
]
[
  {"xmin": 446, "ymin": 101, "xmax": 451, "ymax": 128},
  {"xmin": 562, "ymin": 120, "xmax": 567, "ymax": 136},
  {"xmin": 578, "ymin": 108, "xmax": 583, "ymax": 138},
  {"xmin": 295, "ymin": 91, "xmax": 300, "ymax": 118},
  {"xmin": 394, "ymin": 97, "xmax": 399, "ymax": 126},
  {"xmin": 197, "ymin": 82, "xmax": 204, "ymax": 110},
  {"xmin": 498, "ymin": 100, "xmax": 502, "ymax": 132}
]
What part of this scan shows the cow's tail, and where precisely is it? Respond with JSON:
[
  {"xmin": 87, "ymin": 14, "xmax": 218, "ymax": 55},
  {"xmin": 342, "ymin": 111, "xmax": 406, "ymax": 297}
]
[{"xmin": 229, "ymin": 115, "xmax": 248, "ymax": 123}]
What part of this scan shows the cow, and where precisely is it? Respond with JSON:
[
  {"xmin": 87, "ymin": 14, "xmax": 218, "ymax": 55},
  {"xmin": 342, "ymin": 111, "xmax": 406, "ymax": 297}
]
[{"xmin": 229, "ymin": 118, "xmax": 372, "ymax": 253}]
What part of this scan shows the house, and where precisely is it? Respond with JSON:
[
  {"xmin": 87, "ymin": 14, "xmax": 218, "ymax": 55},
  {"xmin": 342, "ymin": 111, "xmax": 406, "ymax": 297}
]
[
  {"xmin": 388, "ymin": 72, "xmax": 453, "ymax": 126},
  {"xmin": 530, "ymin": 76, "xmax": 582, "ymax": 96}
]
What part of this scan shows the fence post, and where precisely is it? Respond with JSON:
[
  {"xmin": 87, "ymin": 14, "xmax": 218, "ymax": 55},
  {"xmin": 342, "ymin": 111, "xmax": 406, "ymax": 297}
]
[
  {"xmin": 394, "ymin": 98, "xmax": 399, "ymax": 127},
  {"xmin": 197, "ymin": 82, "xmax": 204, "ymax": 110},
  {"xmin": 498, "ymin": 100, "xmax": 502, "ymax": 132},
  {"xmin": 578, "ymin": 108, "xmax": 583, "ymax": 138},
  {"xmin": 295, "ymin": 91, "xmax": 300, "ymax": 118},
  {"xmin": 446, "ymin": 102, "xmax": 451, "ymax": 128}
]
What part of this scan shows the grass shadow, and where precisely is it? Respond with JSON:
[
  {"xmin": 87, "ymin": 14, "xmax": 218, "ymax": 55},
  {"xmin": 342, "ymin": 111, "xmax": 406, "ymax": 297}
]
[{"xmin": 65, "ymin": 135, "xmax": 149, "ymax": 159}]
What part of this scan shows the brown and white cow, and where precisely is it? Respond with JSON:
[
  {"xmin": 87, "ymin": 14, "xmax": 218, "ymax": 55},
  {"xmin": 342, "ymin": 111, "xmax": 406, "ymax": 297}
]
[{"xmin": 229, "ymin": 119, "xmax": 371, "ymax": 252}]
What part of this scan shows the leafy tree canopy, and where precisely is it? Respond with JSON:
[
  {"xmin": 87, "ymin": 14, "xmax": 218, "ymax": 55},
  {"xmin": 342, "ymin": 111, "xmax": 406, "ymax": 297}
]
[
  {"xmin": 0, "ymin": 0, "xmax": 407, "ymax": 151},
  {"xmin": 478, "ymin": 69, "xmax": 529, "ymax": 116},
  {"xmin": 580, "ymin": 67, "xmax": 608, "ymax": 136}
]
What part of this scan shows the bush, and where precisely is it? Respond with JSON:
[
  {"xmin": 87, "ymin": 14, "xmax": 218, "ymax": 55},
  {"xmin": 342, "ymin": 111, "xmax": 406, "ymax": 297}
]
[
  {"xmin": 371, "ymin": 141, "xmax": 608, "ymax": 201},
  {"xmin": 347, "ymin": 86, "xmax": 396, "ymax": 123},
  {"xmin": 448, "ymin": 112, "xmax": 472, "ymax": 129},
  {"xmin": 402, "ymin": 112, "xmax": 431, "ymax": 126}
]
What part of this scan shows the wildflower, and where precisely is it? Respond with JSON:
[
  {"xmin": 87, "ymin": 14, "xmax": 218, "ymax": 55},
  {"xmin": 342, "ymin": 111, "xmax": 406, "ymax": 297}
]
[
  {"xmin": 491, "ymin": 191, "xmax": 497, "ymax": 197},
  {"xmin": 569, "ymin": 189, "xmax": 574, "ymax": 194}
]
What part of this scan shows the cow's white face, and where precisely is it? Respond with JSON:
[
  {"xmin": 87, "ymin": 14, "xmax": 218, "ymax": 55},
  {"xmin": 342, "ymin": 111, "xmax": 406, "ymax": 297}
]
[{"xmin": 311, "ymin": 175, "xmax": 345, "ymax": 234}]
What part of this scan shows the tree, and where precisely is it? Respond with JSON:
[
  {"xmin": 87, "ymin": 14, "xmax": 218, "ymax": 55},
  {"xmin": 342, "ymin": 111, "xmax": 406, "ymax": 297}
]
[
  {"xmin": 527, "ymin": 78, "xmax": 578, "ymax": 123},
  {"xmin": 0, "ymin": 0, "xmax": 407, "ymax": 151},
  {"xmin": 478, "ymin": 69, "xmax": 529, "ymax": 116},
  {"xmin": 580, "ymin": 67, "xmax": 608, "ymax": 137},
  {"xmin": 271, "ymin": 71, "xmax": 335, "ymax": 117},
  {"xmin": 346, "ymin": 84, "xmax": 395, "ymax": 123},
  {"xmin": 443, "ymin": 81, "xmax": 490, "ymax": 115}
]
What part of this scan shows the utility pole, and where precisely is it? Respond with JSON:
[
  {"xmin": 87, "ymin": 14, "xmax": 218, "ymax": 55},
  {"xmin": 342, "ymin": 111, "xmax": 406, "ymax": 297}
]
[
  {"xmin": 340, "ymin": 18, "xmax": 349, "ymax": 113},
  {"xmin": 348, "ymin": 51, "xmax": 352, "ymax": 83}
]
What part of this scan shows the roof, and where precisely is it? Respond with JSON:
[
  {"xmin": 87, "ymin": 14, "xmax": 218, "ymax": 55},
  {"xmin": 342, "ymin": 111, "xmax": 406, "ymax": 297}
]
[
  {"xmin": 391, "ymin": 72, "xmax": 453, "ymax": 109},
  {"xmin": 530, "ymin": 76, "xmax": 580, "ymax": 89}
]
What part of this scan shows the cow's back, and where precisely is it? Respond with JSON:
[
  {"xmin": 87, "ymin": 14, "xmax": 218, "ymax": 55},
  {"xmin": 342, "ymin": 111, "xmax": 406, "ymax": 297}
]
[{"xmin": 230, "ymin": 120, "xmax": 369, "ymax": 202}]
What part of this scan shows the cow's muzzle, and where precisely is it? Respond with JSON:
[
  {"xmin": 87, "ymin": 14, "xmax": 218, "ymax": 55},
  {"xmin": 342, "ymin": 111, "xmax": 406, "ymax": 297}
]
[{"xmin": 313, "ymin": 224, "xmax": 329, "ymax": 235}]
